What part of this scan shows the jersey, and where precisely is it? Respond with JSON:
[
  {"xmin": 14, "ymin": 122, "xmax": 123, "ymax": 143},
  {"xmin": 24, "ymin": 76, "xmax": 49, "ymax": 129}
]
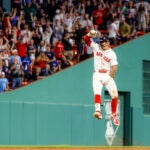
[
  {"xmin": 91, "ymin": 42, "xmax": 118, "ymax": 72},
  {"xmin": 83, "ymin": 35, "xmax": 118, "ymax": 72}
]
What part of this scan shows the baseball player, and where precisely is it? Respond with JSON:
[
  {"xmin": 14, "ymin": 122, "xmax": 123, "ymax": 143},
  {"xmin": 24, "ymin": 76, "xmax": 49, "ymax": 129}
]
[{"xmin": 83, "ymin": 30, "xmax": 119, "ymax": 126}]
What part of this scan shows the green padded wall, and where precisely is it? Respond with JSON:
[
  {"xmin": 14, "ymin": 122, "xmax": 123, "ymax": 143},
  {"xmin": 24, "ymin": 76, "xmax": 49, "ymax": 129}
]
[
  {"xmin": 0, "ymin": 33, "xmax": 150, "ymax": 146},
  {"xmin": 115, "ymin": 33, "xmax": 150, "ymax": 145}
]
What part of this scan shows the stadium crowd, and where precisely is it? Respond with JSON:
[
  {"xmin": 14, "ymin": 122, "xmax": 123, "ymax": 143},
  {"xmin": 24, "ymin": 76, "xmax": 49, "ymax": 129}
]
[{"xmin": 0, "ymin": 0, "xmax": 149, "ymax": 92}]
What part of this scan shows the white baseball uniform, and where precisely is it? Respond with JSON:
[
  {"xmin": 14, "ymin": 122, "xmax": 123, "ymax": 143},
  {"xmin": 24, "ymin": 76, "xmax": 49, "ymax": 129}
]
[
  {"xmin": 83, "ymin": 32, "xmax": 120, "ymax": 125},
  {"xmin": 84, "ymin": 35, "xmax": 118, "ymax": 100}
]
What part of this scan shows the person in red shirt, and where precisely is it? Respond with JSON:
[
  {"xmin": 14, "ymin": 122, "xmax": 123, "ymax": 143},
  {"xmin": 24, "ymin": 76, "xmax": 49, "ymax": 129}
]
[
  {"xmin": 54, "ymin": 40, "xmax": 64, "ymax": 60},
  {"xmin": 3, "ymin": 8, "xmax": 18, "ymax": 35},
  {"xmin": 92, "ymin": 3, "xmax": 105, "ymax": 30},
  {"xmin": 35, "ymin": 51, "xmax": 50, "ymax": 69},
  {"xmin": 14, "ymin": 31, "xmax": 34, "ymax": 59},
  {"xmin": 15, "ymin": 36, "xmax": 28, "ymax": 58},
  {"xmin": 3, "ymin": 13, "xmax": 12, "ymax": 35},
  {"xmin": 33, "ymin": 51, "xmax": 50, "ymax": 79},
  {"xmin": 54, "ymin": 40, "xmax": 71, "ymax": 69}
]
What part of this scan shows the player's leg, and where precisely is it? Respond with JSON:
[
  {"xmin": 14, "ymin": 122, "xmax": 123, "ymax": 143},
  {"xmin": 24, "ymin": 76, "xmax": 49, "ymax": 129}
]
[
  {"xmin": 105, "ymin": 78, "xmax": 120, "ymax": 126},
  {"xmin": 93, "ymin": 72, "xmax": 103, "ymax": 119}
]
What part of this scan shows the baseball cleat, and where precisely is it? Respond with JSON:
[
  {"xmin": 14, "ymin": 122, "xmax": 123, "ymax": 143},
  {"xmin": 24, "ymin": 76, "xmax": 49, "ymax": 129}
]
[
  {"xmin": 111, "ymin": 114, "xmax": 120, "ymax": 126},
  {"xmin": 93, "ymin": 111, "xmax": 102, "ymax": 120}
]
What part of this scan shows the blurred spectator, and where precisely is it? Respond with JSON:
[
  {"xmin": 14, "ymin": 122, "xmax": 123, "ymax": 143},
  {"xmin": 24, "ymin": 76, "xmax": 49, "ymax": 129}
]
[
  {"xmin": 37, "ymin": 8, "xmax": 48, "ymax": 20},
  {"xmin": 21, "ymin": 53, "xmax": 32, "ymax": 84},
  {"xmin": 0, "ymin": 36, "xmax": 9, "ymax": 52},
  {"xmin": 72, "ymin": 11, "xmax": 82, "ymax": 30},
  {"xmin": 10, "ymin": 24, "xmax": 20, "ymax": 42},
  {"xmin": 9, "ymin": 49, "xmax": 22, "ymax": 65},
  {"xmin": 53, "ymin": 9, "xmax": 63, "ymax": 26},
  {"xmin": 129, "ymin": 24, "xmax": 138, "ymax": 40},
  {"xmin": 62, "ymin": 32, "xmax": 74, "ymax": 64},
  {"xmin": 52, "ymin": 19, "xmax": 64, "ymax": 45},
  {"xmin": 45, "ymin": 44, "xmax": 54, "ymax": 60},
  {"xmin": 75, "ymin": 2, "xmax": 85, "ymax": 16},
  {"xmin": 37, "ymin": 40, "xmax": 46, "ymax": 53},
  {"xmin": 10, "ymin": 8, "xmax": 18, "ymax": 27},
  {"xmin": 92, "ymin": 0, "xmax": 99, "ymax": 11},
  {"xmin": 39, "ymin": 63, "xmax": 52, "ymax": 78},
  {"xmin": 10, "ymin": 57, "xmax": 23, "ymax": 89},
  {"xmin": 0, "ymin": 58, "xmax": 3, "ymax": 74},
  {"xmin": 119, "ymin": 17, "xmax": 131, "ymax": 43},
  {"xmin": 98, "ymin": 1, "xmax": 108, "ymax": 29},
  {"xmin": 82, "ymin": 13, "xmax": 93, "ymax": 32},
  {"xmin": 64, "ymin": 13, "xmax": 73, "ymax": 33},
  {"xmin": 75, "ymin": 23, "xmax": 85, "ymax": 63},
  {"xmin": 0, "ymin": 72, "xmax": 9, "ymax": 92},
  {"xmin": 48, "ymin": 0, "xmax": 58, "ymax": 21},
  {"xmin": 2, "ymin": 12, "xmax": 12, "ymax": 35},
  {"xmin": 42, "ymin": 19, "xmax": 53, "ymax": 40},
  {"xmin": 31, "ymin": 25, "xmax": 41, "ymax": 47},
  {"xmin": 135, "ymin": 0, "xmax": 150, "ymax": 31},
  {"xmin": 105, "ymin": 2, "xmax": 117, "ymax": 29},
  {"xmin": 54, "ymin": 40, "xmax": 70, "ymax": 69},
  {"xmin": 108, "ymin": 16, "xmax": 120, "ymax": 46},
  {"xmin": 41, "ymin": 28, "xmax": 52, "ymax": 45},
  {"xmin": 50, "ymin": 56, "xmax": 60, "ymax": 74},
  {"xmin": 83, "ymin": 43, "xmax": 93, "ymax": 59},
  {"xmin": 14, "ymin": 31, "xmax": 34, "ymax": 59},
  {"xmin": 1, "ymin": 48, "xmax": 10, "ymax": 68},
  {"xmin": 20, "ymin": 23, "xmax": 31, "ymax": 43},
  {"xmin": 136, "ymin": 3, "xmax": 147, "ymax": 32},
  {"xmin": 92, "ymin": 3, "xmax": 105, "ymax": 30},
  {"xmin": 34, "ymin": 51, "xmax": 50, "ymax": 79},
  {"xmin": 23, "ymin": 1, "xmax": 37, "ymax": 26},
  {"xmin": 84, "ymin": 0, "xmax": 94, "ymax": 18},
  {"xmin": 126, "ymin": 1, "xmax": 137, "ymax": 26},
  {"xmin": 1, "ymin": 60, "xmax": 10, "ymax": 79},
  {"xmin": 117, "ymin": 0, "xmax": 128, "ymax": 17},
  {"xmin": 0, "ymin": 36, "xmax": 9, "ymax": 66},
  {"xmin": 27, "ymin": 39, "xmax": 37, "ymax": 65},
  {"xmin": 45, "ymin": 44, "xmax": 60, "ymax": 73},
  {"xmin": 12, "ymin": 0, "xmax": 21, "ymax": 9},
  {"xmin": 76, "ymin": 38, "xmax": 85, "ymax": 63}
]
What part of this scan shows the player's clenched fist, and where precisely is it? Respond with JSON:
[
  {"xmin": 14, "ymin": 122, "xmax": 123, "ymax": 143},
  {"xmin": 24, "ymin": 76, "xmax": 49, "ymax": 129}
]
[{"xmin": 88, "ymin": 30, "xmax": 97, "ymax": 37}]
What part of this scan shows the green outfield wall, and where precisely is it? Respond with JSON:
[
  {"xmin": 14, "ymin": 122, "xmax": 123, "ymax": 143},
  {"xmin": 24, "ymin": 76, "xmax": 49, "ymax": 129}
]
[{"xmin": 0, "ymin": 34, "xmax": 150, "ymax": 146}]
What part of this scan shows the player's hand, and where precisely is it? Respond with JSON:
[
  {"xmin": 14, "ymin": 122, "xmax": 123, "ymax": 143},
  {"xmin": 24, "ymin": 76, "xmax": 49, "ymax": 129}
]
[
  {"xmin": 88, "ymin": 30, "xmax": 97, "ymax": 37},
  {"xmin": 109, "ymin": 72, "xmax": 115, "ymax": 78}
]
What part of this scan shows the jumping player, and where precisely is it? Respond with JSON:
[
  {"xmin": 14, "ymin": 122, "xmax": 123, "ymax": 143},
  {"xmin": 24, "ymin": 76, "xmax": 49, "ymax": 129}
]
[{"xmin": 83, "ymin": 30, "xmax": 120, "ymax": 126}]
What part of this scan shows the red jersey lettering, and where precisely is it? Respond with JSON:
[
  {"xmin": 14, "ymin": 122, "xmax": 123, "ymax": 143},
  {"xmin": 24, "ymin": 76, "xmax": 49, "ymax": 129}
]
[
  {"xmin": 103, "ymin": 56, "xmax": 110, "ymax": 62},
  {"xmin": 96, "ymin": 52, "xmax": 102, "ymax": 56}
]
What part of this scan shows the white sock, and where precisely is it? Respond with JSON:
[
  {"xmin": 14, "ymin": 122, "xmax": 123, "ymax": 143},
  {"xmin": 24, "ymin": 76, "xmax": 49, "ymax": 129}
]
[{"xmin": 95, "ymin": 103, "xmax": 101, "ymax": 112}]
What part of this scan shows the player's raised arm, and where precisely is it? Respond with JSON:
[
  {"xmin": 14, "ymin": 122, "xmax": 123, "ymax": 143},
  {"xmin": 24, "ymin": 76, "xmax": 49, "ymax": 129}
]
[{"xmin": 83, "ymin": 30, "xmax": 98, "ymax": 47}]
